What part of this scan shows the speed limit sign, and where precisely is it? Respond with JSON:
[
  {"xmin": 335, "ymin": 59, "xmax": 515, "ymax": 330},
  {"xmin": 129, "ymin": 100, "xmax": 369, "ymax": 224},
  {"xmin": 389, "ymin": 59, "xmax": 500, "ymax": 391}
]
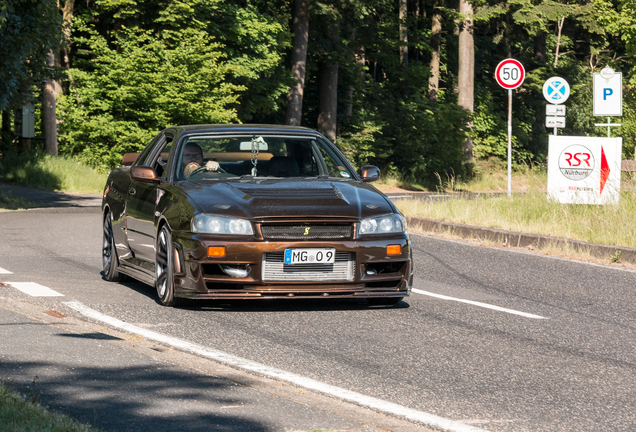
[
  {"xmin": 495, "ymin": 58, "xmax": 525, "ymax": 198},
  {"xmin": 495, "ymin": 59, "xmax": 525, "ymax": 89}
]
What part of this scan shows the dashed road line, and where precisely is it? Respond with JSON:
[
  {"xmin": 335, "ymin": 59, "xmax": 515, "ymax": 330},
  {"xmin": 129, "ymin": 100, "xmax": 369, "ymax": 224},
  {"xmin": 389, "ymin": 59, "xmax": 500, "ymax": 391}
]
[
  {"xmin": 412, "ymin": 288, "xmax": 547, "ymax": 319},
  {"xmin": 0, "ymin": 267, "xmax": 12, "ymax": 274},
  {"xmin": 64, "ymin": 300, "xmax": 489, "ymax": 432},
  {"xmin": 6, "ymin": 282, "xmax": 64, "ymax": 297}
]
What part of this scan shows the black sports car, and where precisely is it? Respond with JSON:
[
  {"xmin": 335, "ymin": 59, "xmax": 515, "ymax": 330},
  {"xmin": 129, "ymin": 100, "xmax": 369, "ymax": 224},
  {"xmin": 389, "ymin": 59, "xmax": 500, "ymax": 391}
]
[{"xmin": 102, "ymin": 124, "xmax": 413, "ymax": 306}]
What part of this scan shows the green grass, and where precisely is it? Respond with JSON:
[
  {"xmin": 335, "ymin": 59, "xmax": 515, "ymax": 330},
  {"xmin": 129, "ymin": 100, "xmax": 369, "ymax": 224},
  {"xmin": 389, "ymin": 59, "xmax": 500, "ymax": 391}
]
[
  {"xmin": 395, "ymin": 188, "xmax": 636, "ymax": 248},
  {"xmin": 0, "ymin": 381, "xmax": 100, "ymax": 432},
  {"xmin": 0, "ymin": 151, "xmax": 107, "ymax": 194}
]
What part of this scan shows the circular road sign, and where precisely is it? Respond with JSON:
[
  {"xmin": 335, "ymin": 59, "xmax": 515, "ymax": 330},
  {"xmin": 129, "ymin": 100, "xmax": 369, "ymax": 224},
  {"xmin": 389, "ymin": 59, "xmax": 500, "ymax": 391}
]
[
  {"xmin": 543, "ymin": 77, "xmax": 570, "ymax": 104},
  {"xmin": 495, "ymin": 59, "xmax": 525, "ymax": 89}
]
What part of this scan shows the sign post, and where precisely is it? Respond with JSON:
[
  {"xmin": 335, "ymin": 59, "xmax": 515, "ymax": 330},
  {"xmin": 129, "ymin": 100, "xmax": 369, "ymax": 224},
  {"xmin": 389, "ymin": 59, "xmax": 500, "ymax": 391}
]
[
  {"xmin": 495, "ymin": 59, "xmax": 525, "ymax": 197},
  {"xmin": 542, "ymin": 77, "xmax": 570, "ymax": 136},
  {"xmin": 593, "ymin": 66, "xmax": 622, "ymax": 137}
]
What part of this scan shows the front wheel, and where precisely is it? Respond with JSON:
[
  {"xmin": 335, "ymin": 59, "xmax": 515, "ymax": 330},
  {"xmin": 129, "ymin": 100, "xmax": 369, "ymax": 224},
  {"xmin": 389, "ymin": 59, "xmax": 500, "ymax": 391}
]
[
  {"xmin": 155, "ymin": 225, "xmax": 182, "ymax": 306},
  {"xmin": 103, "ymin": 212, "xmax": 125, "ymax": 282}
]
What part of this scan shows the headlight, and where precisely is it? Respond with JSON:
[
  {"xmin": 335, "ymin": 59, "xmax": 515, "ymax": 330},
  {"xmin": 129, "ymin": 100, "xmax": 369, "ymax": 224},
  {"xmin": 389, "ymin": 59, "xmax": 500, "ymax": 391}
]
[
  {"xmin": 358, "ymin": 214, "xmax": 406, "ymax": 235},
  {"xmin": 192, "ymin": 215, "xmax": 254, "ymax": 235}
]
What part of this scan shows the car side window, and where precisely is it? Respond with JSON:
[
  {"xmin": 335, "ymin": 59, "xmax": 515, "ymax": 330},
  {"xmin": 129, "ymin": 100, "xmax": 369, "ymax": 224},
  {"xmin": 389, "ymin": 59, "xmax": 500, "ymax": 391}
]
[
  {"xmin": 141, "ymin": 134, "xmax": 173, "ymax": 178},
  {"xmin": 132, "ymin": 136, "xmax": 161, "ymax": 167}
]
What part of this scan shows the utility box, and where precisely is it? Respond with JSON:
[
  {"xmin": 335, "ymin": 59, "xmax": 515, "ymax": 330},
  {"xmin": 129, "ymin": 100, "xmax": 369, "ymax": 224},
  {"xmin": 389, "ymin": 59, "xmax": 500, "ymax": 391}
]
[{"xmin": 14, "ymin": 103, "xmax": 35, "ymax": 138}]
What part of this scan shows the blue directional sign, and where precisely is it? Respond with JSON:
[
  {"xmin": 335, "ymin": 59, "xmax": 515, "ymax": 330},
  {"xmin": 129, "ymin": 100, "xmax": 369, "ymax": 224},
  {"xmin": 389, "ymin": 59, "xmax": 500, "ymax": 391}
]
[{"xmin": 543, "ymin": 77, "xmax": 570, "ymax": 104}]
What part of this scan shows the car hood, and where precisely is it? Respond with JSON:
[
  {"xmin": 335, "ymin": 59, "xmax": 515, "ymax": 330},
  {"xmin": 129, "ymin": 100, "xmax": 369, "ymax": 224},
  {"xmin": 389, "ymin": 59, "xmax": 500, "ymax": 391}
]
[{"xmin": 175, "ymin": 178, "xmax": 395, "ymax": 220}]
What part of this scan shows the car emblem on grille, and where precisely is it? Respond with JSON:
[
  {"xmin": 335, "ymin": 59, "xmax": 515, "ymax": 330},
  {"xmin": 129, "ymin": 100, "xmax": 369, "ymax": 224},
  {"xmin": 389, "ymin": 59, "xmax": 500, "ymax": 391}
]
[{"xmin": 303, "ymin": 227, "xmax": 311, "ymax": 236}]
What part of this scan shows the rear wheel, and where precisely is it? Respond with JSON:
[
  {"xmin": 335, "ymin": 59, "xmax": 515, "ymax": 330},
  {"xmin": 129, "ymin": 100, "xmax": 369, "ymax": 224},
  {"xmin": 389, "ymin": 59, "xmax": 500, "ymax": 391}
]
[
  {"xmin": 103, "ymin": 212, "xmax": 124, "ymax": 282},
  {"xmin": 367, "ymin": 297, "xmax": 404, "ymax": 307},
  {"xmin": 155, "ymin": 225, "xmax": 182, "ymax": 306}
]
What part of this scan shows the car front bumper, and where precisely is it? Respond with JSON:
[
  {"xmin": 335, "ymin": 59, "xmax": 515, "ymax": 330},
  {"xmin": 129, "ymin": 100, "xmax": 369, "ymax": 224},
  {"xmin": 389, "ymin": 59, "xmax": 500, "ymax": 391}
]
[{"xmin": 172, "ymin": 233, "xmax": 413, "ymax": 300}]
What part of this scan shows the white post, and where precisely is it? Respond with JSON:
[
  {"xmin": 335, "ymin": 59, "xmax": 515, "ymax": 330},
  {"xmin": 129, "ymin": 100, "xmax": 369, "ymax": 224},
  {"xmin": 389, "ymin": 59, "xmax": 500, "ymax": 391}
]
[
  {"xmin": 508, "ymin": 89, "xmax": 512, "ymax": 197},
  {"xmin": 607, "ymin": 116, "xmax": 611, "ymax": 138}
]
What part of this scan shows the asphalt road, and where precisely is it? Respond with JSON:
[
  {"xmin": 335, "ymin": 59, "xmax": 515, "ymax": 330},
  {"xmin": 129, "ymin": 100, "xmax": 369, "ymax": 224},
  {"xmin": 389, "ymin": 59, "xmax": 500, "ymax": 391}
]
[{"xmin": 1, "ymin": 206, "xmax": 635, "ymax": 431}]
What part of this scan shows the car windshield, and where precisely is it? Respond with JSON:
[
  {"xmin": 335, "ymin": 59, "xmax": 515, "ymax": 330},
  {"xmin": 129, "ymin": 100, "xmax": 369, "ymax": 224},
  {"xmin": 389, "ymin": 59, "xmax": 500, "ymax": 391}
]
[{"xmin": 175, "ymin": 134, "xmax": 355, "ymax": 181}]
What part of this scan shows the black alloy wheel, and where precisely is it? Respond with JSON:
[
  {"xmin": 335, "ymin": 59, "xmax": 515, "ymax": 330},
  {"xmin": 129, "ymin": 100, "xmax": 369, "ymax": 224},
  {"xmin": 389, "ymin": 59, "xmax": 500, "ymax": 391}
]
[
  {"xmin": 103, "ymin": 212, "xmax": 124, "ymax": 282},
  {"xmin": 155, "ymin": 225, "xmax": 182, "ymax": 306}
]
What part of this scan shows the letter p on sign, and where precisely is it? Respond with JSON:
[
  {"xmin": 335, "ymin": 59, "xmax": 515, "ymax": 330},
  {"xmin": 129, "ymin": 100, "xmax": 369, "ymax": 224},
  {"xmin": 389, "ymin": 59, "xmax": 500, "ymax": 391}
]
[{"xmin": 603, "ymin": 88, "xmax": 613, "ymax": 100}]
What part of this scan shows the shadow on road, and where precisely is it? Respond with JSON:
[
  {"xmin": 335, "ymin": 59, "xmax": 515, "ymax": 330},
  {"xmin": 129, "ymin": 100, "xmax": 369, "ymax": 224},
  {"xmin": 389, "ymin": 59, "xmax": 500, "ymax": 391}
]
[{"xmin": 1, "ymin": 360, "xmax": 272, "ymax": 432}]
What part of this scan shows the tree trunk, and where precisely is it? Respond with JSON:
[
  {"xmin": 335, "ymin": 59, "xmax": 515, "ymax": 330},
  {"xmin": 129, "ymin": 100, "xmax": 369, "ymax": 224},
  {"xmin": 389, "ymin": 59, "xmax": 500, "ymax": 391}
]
[
  {"xmin": 42, "ymin": 52, "xmax": 59, "ymax": 155},
  {"xmin": 429, "ymin": 0, "xmax": 442, "ymax": 101},
  {"xmin": 554, "ymin": 17, "xmax": 565, "ymax": 69},
  {"xmin": 399, "ymin": 0, "xmax": 408, "ymax": 67},
  {"xmin": 317, "ymin": 62, "xmax": 339, "ymax": 142},
  {"xmin": 1, "ymin": 110, "xmax": 10, "ymax": 135},
  {"xmin": 413, "ymin": 0, "xmax": 421, "ymax": 62},
  {"xmin": 285, "ymin": 0, "xmax": 310, "ymax": 126},
  {"xmin": 534, "ymin": 33, "xmax": 547, "ymax": 64},
  {"xmin": 59, "ymin": 0, "xmax": 76, "ymax": 92},
  {"xmin": 457, "ymin": 0, "xmax": 474, "ymax": 162},
  {"xmin": 344, "ymin": 21, "xmax": 355, "ymax": 118}
]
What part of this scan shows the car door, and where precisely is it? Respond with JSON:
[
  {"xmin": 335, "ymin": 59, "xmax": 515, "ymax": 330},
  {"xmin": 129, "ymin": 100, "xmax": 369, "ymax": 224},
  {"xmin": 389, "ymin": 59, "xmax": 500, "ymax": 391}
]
[{"xmin": 126, "ymin": 133, "xmax": 174, "ymax": 269}]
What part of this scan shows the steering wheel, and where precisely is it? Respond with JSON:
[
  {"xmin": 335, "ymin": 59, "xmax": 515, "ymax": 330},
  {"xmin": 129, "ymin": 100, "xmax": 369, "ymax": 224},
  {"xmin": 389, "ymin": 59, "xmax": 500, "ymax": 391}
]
[{"xmin": 188, "ymin": 165, "xmax": 227, "ymax": 178}]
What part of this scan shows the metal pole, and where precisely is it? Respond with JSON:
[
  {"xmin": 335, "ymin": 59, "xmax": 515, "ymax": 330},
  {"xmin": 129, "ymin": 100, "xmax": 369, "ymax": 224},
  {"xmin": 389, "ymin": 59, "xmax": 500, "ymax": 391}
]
[
  {"xmin": 554, "ymin": 127, "xmax": 557, "ymax": 136},
  {"xmin": 607, "ymin": 116, "xmax": 610, "ymax": 138},
  {"xmin": 508, "ymin": 89, "xmax": 512, "ymax": 197}
]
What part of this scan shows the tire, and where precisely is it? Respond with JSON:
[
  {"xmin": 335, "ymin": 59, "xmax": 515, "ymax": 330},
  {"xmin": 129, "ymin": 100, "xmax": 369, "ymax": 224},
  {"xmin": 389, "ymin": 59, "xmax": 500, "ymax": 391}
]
[
  {"xmin": 103, "ymin": 212, "xmax": 125, "ymax": 282},
  {"xmin": 367, "ymin": 297, "xmax": 404, "ymax": 307},
  {"xmin": 155, "ymin": 225, "xmax": 183, "ymax": 306}
]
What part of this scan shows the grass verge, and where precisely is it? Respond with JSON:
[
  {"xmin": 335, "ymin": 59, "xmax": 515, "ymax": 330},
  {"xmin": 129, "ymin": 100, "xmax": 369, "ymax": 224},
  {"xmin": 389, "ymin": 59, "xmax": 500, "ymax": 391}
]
[
  {"xmin": 395, "ymin": 189, "xmax": 636, "ymax": 249},
  {"xmin": 0, "ymin": 151, "xmax": 107, "ymax": 194},
  {"xmin": 0, "ymin": 381, "xmax": 100, "ymax": 432}
]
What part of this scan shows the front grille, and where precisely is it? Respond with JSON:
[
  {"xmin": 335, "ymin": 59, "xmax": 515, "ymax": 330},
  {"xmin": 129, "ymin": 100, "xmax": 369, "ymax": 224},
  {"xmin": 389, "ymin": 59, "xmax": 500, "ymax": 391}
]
[
  {"xmin": 262, "ymin": 252, "xmax": 355, "ymax": 282},
  {"xmin": 261, "ymin": 224, "xmax": 353, "ymax": 240}
]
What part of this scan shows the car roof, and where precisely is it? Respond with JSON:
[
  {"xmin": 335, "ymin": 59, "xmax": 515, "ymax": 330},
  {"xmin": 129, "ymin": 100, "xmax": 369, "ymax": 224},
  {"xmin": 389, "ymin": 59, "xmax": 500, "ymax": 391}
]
[{"xmin": 167, "ymin": 124, "xmax": 317, "ymax": 136}]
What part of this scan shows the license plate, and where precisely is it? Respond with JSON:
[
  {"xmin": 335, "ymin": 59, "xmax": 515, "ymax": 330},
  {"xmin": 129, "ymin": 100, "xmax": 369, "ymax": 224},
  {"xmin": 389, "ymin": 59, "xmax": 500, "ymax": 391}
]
[{"xmin": 284, "ymin": 248, "xmax": 335, "ymax": 265}]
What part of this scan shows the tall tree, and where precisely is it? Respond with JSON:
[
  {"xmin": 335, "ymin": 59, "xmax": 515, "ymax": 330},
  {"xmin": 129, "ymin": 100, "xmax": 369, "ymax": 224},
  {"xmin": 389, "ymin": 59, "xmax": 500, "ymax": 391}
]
[
  {"xmin": 317, "ymin": 14, "xmax": 340, "ymax": 142},
  {"xmin": 285, "ymin": 0, "xmax": 311, "ymax": 126},
  {"xmin": 429, "ymin": 0, "xmax": 442, "ymax": 101},
  {"xmin": 399, "ymin": 0, "xmax": 408, "ymax": 67},
  {"xmin": 458, "ymin": 0, "xmax": 475, "ymax": 161}
]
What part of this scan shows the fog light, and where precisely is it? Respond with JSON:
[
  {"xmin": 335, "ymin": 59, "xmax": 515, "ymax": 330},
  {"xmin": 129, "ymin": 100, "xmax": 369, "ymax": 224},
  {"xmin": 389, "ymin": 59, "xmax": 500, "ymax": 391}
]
[
  {"xmin": 386, "ymin": 245, "xmax": 401, "ymax": 255},
  {"xmin": 221, "ymin": 265, "xmax": 248, "ymax": 278},
  {"xmin": 208, "ymin": 247, "xmax": 226, "ymax": 257}
]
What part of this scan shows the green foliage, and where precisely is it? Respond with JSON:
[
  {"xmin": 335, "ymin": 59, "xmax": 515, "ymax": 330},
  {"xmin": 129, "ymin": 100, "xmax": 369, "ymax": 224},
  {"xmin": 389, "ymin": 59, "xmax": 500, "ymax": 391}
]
[
  {"xmin": 339, "ymin": 65, "xmax": 471, "ymax": 185},
  {"xmin": 59, "ymin": 23, "xmax": 242, "ymax": 168},
  {"xmin": 0, "ymin": 0, "xmax": 63, "ymax": 110},
  {"xmin": 0, "ymin": 150, "xmax": 107, "ymax": 193},
  {"xmin": 39, "ymin": 0, "xmax": 635, "ymax": 179}
]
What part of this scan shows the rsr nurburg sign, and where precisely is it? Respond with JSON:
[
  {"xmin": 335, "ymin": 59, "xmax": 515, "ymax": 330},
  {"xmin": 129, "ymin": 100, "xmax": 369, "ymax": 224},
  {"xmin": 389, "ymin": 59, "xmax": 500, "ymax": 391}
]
[{"xmin": 495, "ymin": 59, "xmax": 525, "ymax": 89}]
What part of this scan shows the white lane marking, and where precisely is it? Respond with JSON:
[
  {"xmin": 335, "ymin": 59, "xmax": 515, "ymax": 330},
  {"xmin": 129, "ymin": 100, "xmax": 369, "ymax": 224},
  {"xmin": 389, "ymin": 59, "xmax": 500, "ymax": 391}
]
[
  {"xmin": 7, "ymin": 282, "xmax": 64, "ymax": 297},
  {"xmin": 64, "ymin": 301, "xmax": 488, "ymax": 432},
  {"xmin": 0, "ymin": 267, "xmax": 12, "ymax": 274},
  {"xmin": 412, "ymin": 289, "xmax": 547, "ymax": 320}
]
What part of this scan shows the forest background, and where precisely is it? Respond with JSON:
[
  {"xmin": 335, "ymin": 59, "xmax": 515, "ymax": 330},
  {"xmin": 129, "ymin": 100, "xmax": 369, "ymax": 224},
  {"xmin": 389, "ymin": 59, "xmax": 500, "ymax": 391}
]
[{"xmin": 1, "ymin": 0, "xmax": 635, "ymax": 187}]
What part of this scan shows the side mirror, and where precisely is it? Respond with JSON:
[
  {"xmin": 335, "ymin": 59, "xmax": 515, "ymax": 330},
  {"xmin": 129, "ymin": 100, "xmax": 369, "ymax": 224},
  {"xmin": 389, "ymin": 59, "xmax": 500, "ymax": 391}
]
[
  {"xmin": 121, "ymin": 152, "xmax": 140, "ymax": 167},
  {"xmin": 360, "ymin": 165, "xmax": 380, "ymax": 182},
  {"xmin": 130, "ymin": 166, "xmax": 160, "ymax": 183}
]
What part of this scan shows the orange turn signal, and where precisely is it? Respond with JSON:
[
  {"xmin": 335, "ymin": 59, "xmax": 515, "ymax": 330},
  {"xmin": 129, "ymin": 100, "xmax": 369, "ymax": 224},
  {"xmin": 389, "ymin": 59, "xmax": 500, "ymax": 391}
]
[
  {"xmin": 208, "ymin": 247, "xmax": 226, "ymax": 257},
  {"xmin": 386, "ymin": 245, "xmax": 401, "ymax": 255}
]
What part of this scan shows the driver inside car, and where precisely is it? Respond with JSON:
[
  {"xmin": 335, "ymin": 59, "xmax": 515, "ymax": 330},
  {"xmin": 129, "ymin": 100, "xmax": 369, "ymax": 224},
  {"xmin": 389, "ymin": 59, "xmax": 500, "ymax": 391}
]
[{"xmin": 181, "ymin": 142, "xmax": 220, "ymax": 179}]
